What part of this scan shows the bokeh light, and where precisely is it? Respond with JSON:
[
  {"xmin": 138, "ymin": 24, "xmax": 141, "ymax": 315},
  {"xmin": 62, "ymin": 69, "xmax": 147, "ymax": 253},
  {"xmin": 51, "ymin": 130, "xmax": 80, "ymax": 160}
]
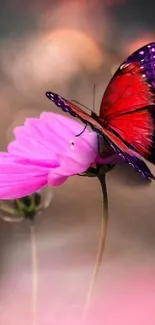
[{"xmin": 1, "ymin": 28, "xmax": 103, "ymax": 97}]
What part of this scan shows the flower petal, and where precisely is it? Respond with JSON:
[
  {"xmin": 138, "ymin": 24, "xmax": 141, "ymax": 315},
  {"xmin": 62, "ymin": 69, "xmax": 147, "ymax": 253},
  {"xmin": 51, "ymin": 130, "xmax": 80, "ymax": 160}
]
[
  {"xmin": 9, "ymin": 115, "xmax": 97, "ymax": 161},
  {"xmin": 0, "ymin": 153, "xmax": 50, "ymax": 199},
  {"xmin": 51, "ymin": 155, "xmax": 94, "ymax": 176},
  {"xmin": 0, "ymin": 176, "xmax": 47, "ymax": 199},
  {"xmin": 0, "ymin": 153, "xmax": 53, "ymax": 175},
  {"xmin": 8, "ymin": 113, "xmax": 99, "ymax": 176},
  {"xmin": 40, "ymin": 112, "xmax": 98, "ymax": 155},
  {"xmin": 48, "ymin": 172, "xmax": 68, "ymax": 186},
  {"xmin": 8, "ymin": 128, "xmax": 59, "ymax": 168}
]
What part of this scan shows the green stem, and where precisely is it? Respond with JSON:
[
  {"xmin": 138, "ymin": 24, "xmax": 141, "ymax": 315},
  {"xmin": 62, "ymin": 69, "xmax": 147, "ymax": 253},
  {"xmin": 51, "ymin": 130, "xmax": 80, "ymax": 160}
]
[
  {"xmin": 30, "ymin": 222, "xmax": 38, "ymax": 325},
  {"xmin": 81, "ymin": 173, "xmax": 109, "ymax": 323}
]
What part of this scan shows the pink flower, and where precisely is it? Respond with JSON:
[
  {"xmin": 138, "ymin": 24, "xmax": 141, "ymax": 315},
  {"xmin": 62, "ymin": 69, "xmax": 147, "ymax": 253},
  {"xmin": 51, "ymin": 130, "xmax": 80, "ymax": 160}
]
[{"xmin": 0, "ymin": 112, "xmax": 106, "ymax": 199}]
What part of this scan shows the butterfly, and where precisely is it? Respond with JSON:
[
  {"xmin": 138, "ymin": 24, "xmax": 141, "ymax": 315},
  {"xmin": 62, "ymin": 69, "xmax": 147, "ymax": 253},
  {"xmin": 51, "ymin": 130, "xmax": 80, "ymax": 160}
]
[{"xmin": 46, "ymin": 42, "xmax": 155, "ymax": 180}]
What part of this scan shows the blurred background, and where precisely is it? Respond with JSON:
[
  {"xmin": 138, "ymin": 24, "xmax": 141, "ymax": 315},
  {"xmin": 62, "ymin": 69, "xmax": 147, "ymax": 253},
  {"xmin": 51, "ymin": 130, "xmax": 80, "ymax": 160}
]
[{"xmin": 0, "ymin": 0, "xmax": 155, "ymax": 324}]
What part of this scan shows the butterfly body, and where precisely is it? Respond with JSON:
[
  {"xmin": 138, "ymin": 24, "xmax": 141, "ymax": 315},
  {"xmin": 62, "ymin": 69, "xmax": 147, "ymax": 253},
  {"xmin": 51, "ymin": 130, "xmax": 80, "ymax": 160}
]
[
  {"xmin": 46, "ymin": 42, "xmax": 155, "ymax": 180},
  {"xmin": 91, "ymin": 112, "xmax": 109, "ymax": 128}
]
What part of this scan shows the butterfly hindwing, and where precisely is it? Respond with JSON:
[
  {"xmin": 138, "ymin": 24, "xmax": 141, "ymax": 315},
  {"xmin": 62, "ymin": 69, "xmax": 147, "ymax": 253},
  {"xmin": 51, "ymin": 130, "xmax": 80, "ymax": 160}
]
[{"xmin": 110, "ymin": 142, "xmax": 155, "ymax": 180}]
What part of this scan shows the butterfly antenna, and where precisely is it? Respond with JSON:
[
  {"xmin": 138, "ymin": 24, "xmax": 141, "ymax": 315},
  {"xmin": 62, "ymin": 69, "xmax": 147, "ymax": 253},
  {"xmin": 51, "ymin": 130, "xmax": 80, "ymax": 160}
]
[
  {"xmin": 71, "ymin": 100, "xmax": 92, "ymax": 113},
  {"xmin": 93, "ymin": 84, "xmax": 96, "ymax": 113}
]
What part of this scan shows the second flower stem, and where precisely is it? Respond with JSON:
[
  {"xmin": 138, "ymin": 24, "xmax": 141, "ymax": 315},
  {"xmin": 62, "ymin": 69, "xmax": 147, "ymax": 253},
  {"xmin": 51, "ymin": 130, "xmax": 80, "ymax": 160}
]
[
  {"xmin": 82, "ymin": 172, "xmax": 109, "ymax": 323},
  {"xmin": 30, "ymin": 222, "xmax": 38, "ymax": 325}
]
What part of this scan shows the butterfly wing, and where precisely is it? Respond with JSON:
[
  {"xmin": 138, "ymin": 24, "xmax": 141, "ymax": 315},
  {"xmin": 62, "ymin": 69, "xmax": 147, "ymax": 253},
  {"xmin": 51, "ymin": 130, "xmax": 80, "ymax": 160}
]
[
  {"xmin": 45, "ymin": 92, "xmax": 154, "ymax": 179},
  {"xmin": 100, "ymin": 42, "xmax": 155, "ymax": 164},
  {"xmin": 45, "ymin": 91, "xmax": 139, "ymax": 157},
  {"xmin": 109, "ymin": 142, "xmax": 155, "ymax": 180},
  {"xmin": 46, "ymin": 91, "xmax": 100, "ymax": 126},
  {"xmin": 100, "ymin": 43, "xmax": 155, "ymax": 119},
  {"xmin": 46, "ymin": 42, "xmax": 155, "ymax": 178}
]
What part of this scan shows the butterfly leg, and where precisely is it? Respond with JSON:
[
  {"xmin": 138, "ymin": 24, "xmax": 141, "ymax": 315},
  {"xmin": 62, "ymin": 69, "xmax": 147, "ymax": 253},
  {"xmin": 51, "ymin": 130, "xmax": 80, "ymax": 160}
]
[
  {"xmin": 97, "ymin": 134, "xmax": 102, "ymax": 155},
  {"xmin": 97, "ymin": 134, "xmax": 110, "ymax": 155},
  {"xmin": 75, "ymin": 123, "xmax": 89, "ymax": 137}
]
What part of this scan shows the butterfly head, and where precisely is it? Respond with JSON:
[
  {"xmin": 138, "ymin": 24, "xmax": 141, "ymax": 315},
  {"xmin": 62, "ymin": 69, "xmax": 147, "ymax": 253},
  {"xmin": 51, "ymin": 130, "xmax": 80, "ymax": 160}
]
[{"xmin": 91, "ymin": 111, "xmax": 98, "ymax": 119}]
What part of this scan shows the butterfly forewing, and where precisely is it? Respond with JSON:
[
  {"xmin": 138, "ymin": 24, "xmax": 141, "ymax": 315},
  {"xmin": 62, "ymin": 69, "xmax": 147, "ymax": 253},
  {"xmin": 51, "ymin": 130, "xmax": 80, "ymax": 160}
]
[{"xmin": 99, "ymin": 42, "xmax": 155, "ymax": 164}]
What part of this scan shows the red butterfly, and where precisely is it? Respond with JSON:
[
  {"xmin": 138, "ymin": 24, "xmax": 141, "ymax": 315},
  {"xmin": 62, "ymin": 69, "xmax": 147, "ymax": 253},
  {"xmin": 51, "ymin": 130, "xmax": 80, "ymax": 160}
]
[{"xmin": 46, "ymin": 42, "xmax": 155, "ymax": 180}]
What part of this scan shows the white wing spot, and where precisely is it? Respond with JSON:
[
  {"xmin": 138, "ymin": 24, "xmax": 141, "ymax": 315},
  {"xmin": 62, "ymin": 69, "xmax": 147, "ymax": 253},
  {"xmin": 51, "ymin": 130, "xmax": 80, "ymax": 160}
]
[{"xmin": 120, "ymin": 63, "xmax": 129, "ymax": 70}]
